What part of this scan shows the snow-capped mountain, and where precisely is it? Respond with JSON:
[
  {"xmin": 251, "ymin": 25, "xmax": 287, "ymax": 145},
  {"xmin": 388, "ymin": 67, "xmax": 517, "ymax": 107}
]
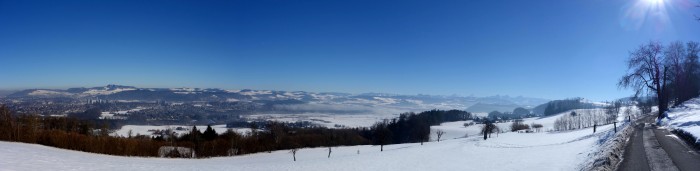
[{"xmin": 4, "ymin": 85, "xmax": 549, "ymax": 112}]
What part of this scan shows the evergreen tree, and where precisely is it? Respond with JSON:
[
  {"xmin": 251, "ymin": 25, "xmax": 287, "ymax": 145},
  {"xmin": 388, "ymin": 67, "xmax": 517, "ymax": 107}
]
[
  {"xmin": 190, "ymin": 125, "xmax": 201, "ymax": 155},
  {"xmin": 202, "ymin": 125, "xmax": 218, "ymax": 141}
]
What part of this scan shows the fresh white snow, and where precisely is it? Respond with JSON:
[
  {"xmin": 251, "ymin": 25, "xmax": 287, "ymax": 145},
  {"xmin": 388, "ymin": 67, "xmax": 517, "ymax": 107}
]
[
  {"xmin": 660, "ymin": 97, "xmax": 700, "ymax": 144},
  {"xmin": 0, "ymin": 128, "xmax": 611, "ymax": 171},
  {"xmin": 28, "ymin": 90, "xmax": 73, "ymax": 96},
  {"xmin": 83, "ymin": 88, "xmax": 136, "ymax": 95},
  {"xmin": 1, "ymin": 110, "xmax": 624, "ymax": 171},
  {"xmin": 112, "ymin": 125, "xmax": 250, "ymax": 137},
  {"xmin": 244, "ymin": 113, "xmax": 396, "ymax": 128},
  {"xmin": 430, "ymin": 107, "xmax": 633, "ymax": 141}
]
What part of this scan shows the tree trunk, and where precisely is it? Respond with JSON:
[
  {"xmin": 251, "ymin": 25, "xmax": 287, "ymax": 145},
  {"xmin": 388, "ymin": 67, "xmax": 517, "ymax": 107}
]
[
  {"xmin": 657, "ymin": 67, "xmax": 669, "ymax": 120},
  {"xmin": 593, "ymin": 124, "xmax": 596, "ymax": 133},
  {"xmin": 658, "ymin": 97, "xmax": 668, "ymax": 120}
]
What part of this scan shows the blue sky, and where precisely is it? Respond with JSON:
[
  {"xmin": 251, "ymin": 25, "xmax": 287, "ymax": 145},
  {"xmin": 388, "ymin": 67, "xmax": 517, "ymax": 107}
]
[{"xmin": 1, "ymin": 0, "xmax": 698, "ymax": 101}]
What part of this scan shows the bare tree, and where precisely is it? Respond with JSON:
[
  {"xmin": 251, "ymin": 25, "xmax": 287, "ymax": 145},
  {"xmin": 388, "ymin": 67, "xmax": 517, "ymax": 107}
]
[
  {"xmin": 696, "ymin": 3, "xmax": 700, "ymax": 21},
  {"xmin": 290, "ymin": 148, "xmax": 299, "ymax": 161},
  {"xmin": 327, "ymin": 131, "xmax": 335, "ymax": 158},
  {"xmin": 418, "ymin": 125, "xmax": 430, "ymax": 145},
  {"xmin": 327, "ymin": 147, "xmax": 332, "ymax": 158},
  {"xmin": 510, "ymin": 119, "xmax": 530, "ymax": 132},
  {"xmin": 268, "ymin": 122, "xmax": 286, "ymax": 150},
  {"xmin": 618, "ymin": 41, "xmax": 670, "ymax": 119},
  {"xmin": 605, "ymin": 103, "xmax": 619, "ymax": 124},
  {"xmin": 531, "ymin": 123, "xmax": 543, "ymax": 132},
  {"xmin": 372, "ymin": 121, "xmax": 392, "ymax": 151},
  {"xmin": 410, "ymin": 121, "xmax": 431, "ymax": 145},
  {"xmin": 435, "ymin": 130, "xmax": 445, "ymax": 142},
  {"xmin": 0, "ymin": 106, "xmax": 14, "ymax": 141},
  {"xmin": 684, "ymin": 42, "xmax": 700, "ymax": 101},
  {"xmin": 666, "ymin": 41, "xmax": 691, "ymax": 105},
  {"xmin": 481, "ymin": 121, "xmax": 498, "ymax": 140}
]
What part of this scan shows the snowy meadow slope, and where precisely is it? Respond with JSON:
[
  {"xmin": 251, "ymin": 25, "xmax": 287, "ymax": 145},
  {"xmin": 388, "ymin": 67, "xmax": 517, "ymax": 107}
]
[
  {"xmin": 661, "ymin": 97, "xmax": 700, "ymax": 145},
  {"xmin": 1, "ymin": 110, "xmax": 625, "ymax": 171}
]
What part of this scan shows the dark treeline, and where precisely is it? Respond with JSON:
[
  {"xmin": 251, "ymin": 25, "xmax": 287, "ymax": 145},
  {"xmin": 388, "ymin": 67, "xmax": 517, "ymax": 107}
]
[
  {"xmin": 162, "ymin": 122, "xmax": 371, "ymax": 157},
  {"xmin": 370, "ymin": 109, "xmax": 471, "ymax": 149},
  {"xmin": 0, "ymin": 105, "xmax": 471, "ymax": 158},
  {"xmin": 543, "ymin": 98, "xmax": 596, "ymax": 116},
  {"xmin": 662, "ymin": 42, "xmax": 700, "ymax": 109},
  {"xmin": 486, "ymin": 110, "xmax": 526, "ymax": 121},
  {"xmin": 0, "ymin": 106, "xmax": 164, "ymax": 156}
]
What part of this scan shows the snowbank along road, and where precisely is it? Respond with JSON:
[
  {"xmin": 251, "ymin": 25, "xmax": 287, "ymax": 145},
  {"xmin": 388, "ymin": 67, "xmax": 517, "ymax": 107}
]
[{"xmin": 618, "ymin": 115, "xmax": 700, "ymax": 171}]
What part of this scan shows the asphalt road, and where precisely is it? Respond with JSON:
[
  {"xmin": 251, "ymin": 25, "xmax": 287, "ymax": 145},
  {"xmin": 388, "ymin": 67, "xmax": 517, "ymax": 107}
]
[
  {"xmin": 618, "ymin": 120, "xmax": 650, "ymax": 171},
  {"xmin": 618, "ymin": 115, "xmax": 700, "ymax": 171}
]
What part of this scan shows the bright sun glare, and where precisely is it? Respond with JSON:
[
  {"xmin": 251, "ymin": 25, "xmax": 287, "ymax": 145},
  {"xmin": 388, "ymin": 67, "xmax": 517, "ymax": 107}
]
[
  {"xmin": 647, "ymin": 0, "xmax": 664, "ymax": 5},
  {"xmin": 620, "ymin": 0, "xmax": 670, "ymax": 30}
]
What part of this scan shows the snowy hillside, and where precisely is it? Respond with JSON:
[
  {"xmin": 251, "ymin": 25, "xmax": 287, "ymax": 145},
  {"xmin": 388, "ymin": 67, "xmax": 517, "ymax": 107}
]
[
  {"xmin": 4, "ymin": 85, "xmax": 549, "ymax": 114},
  {"xmin": 660, "ymin": 97, "xmax": 700, "ymax": 145},
  {"xmin": 1, "ymin": 110, "xmax": 624, "ymax": 171},
  {"xmin": 431, "ymin": 107, "xmax": 635, "ymax": 141}
]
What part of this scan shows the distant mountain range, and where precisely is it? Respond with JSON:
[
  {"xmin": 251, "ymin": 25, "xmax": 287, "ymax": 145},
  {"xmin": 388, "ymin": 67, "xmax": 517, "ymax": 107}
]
[
  {"xmin": 4, "ymin": 85, "xmax": 550, "ymax": 113},
  {"xmin": 0, "ymin": 90, "xmax": 17, "ymax": 98}
]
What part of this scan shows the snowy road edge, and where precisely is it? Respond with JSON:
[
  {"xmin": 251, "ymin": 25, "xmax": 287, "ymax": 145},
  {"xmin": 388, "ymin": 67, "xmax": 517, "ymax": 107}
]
[{"xmin": 582, "ymin": 122, "xmax": 634, "ymax": 171}]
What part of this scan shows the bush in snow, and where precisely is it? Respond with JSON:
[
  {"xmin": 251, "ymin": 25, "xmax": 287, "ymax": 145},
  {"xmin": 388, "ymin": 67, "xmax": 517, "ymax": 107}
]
[
  {"xmin": 531, "ymin": 123, "xmax": 543, "ymax": 132},
  {"xmin": 481, "ymin": 120, "xmax": 499, "ymax": 140},
  {"xmin": 510, "ymin": 119, "xmax": 530, "ymax": 132}
]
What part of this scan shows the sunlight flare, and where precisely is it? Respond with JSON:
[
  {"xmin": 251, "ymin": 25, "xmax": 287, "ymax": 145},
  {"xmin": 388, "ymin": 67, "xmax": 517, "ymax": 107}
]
[
  {"xmin": 619, "ymin": 0, "xmax": 671, "ymax": 31},
  {"xmin": 647, "ymin": 0, "xmax": 664, "ymax": 5}
]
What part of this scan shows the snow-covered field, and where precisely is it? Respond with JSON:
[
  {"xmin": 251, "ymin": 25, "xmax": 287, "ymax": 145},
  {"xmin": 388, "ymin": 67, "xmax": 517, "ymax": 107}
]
[
  {"xmin": 244, "ymin": 113, "xmax": 398, "ymax": 128},
  {"xmin": 2, "ymin": 110, "xmax": 625, "ymax": 171},
  {"xmin": 113, "ymin": 125, "xmax": 251, "ymax": 137},
  {"xmin": 112, "ymin": 113, "xmax": 397, "ymax": 138},
  {"xmin": 429, "ymin": 107, "xmax": 634, "ymax": 141},
  {"xmin": 660, "ymin": 97, "xmax": 700, "ymax": 144}
]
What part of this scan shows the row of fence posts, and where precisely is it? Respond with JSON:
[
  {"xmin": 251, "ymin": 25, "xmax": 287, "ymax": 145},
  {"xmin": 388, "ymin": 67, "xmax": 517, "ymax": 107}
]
[{"xmin": 594, "ymin": 115, "xmax": 631, "ymax": 134}]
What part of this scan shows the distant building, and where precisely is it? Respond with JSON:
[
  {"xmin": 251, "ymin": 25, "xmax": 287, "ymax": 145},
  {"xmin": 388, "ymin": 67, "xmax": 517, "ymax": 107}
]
[{"xmin": 158, "ymin": 146, "xmax": 196, "ymax": 158}]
